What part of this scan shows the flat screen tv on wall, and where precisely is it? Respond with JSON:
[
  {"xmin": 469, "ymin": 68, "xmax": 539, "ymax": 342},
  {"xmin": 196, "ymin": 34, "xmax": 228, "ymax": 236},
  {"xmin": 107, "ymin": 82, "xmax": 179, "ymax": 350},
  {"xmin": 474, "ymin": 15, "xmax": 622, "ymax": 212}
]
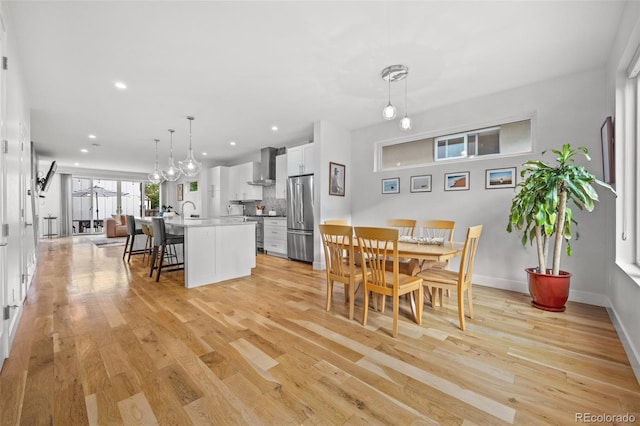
[{"xmin": 39, "ymin": 160, "xmax": 57, "ymax": 192}]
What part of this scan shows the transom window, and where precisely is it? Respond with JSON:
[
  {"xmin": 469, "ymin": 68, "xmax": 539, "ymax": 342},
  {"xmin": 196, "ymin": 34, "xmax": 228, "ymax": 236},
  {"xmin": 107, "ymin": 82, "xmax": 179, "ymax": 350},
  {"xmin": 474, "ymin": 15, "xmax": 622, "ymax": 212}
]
[{"xmin": 377, "ymin": 118, "xmax": 533, "ymax": 171}]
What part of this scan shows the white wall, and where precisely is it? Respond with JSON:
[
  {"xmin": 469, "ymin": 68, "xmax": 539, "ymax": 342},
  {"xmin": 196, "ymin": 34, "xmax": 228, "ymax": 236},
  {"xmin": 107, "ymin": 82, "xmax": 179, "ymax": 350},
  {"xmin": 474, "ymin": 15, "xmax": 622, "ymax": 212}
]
[
  {"xmin": 351, "ymin": 67, "xmax": 611, "ymax": 305},
  {"xmin": 2, "ymin": 1, "xmax": 34, "ymax": 356},
  {"xmin": 606, "ymin": 0, "xmax": 640, "ymax": 380},
  {"xmin": 174, "ymin": 174, "xmax": 206, "ymax": 217},
  {"xmin": 313, "ymin": 120, "xmax": 352, "ymax": 269}
]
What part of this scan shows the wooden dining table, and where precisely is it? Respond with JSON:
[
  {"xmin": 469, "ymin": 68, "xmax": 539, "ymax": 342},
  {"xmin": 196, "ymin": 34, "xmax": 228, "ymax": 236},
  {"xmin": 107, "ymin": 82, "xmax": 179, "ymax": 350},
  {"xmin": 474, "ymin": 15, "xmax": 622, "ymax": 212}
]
[
  {"xmin": 350, "ymin": 239, "xmax": 465, "ymax": 322},
  {"xmin": 395, "ymin": 240, "xmax": 464, "ymax": 263}
]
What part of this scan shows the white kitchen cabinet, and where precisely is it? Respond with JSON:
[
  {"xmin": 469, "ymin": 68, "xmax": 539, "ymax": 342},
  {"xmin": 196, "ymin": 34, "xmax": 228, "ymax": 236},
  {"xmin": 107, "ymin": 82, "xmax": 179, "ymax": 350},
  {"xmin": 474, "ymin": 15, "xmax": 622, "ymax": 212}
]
[
  {"xmin": 287, "ymin": 143, "xmax": 314, "ymax": 176},
  {"xmin": 264, "ymin": 217, "xmax": 287, "ymax": 257},
  {"xmin": 208, "ymin": 166, "xmax": 230, "ymax": 217},
  {"xmin": 229, "ymin": 162, "xmax": 263, "ymax": 201},
  {"xmin": 275, "ymin": 154, "xmax": 287, "ymax": 199}
]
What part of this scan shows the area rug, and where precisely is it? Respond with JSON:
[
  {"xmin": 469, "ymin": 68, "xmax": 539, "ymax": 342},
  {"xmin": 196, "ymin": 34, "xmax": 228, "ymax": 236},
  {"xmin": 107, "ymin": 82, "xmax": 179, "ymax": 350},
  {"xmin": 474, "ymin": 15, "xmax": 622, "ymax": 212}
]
[{"xmin": 91, "ymin": 237, "xmax": 127, "ymax": 247}]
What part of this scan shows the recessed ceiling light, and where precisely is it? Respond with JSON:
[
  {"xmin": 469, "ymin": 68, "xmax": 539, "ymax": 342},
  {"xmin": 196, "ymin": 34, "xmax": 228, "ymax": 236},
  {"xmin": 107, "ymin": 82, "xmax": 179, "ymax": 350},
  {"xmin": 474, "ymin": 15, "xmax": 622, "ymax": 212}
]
[
  {"xmin": 80, "ymin": 148, "xmax": 89, "ymax": 153},
  {"xmin": 88, "ymin": 134, "xmax": 96, "ymax": 139},
  {"xmin": 229, "ymin": 141, "xmax": 236, "ymax": 146},
  {"xmin": 114, "ymin": 81, "xmax": 127, "ymax": 90},
  {"xmin": 201, "ymin": 152, "xmax": 208, "ymax": 156},
  {"xmin": 271, "ymin": 125, "xmax": 278, "ymax": 132},
  {"xmin": 73, "ymin": 162, "xmax": 80, "ymax": 166}
]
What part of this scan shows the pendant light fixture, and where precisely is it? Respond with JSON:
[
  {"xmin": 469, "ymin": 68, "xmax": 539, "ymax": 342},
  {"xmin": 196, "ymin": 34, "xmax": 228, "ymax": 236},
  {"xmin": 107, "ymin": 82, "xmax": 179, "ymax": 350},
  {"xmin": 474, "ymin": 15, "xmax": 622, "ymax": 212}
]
[
  {"xmin": 179, "ymin": 116, "xmax": 200, "ymax": 177},
  {"xmin": 148, "ymin": 139, "xmax": 163, "ymax": 183},
  {"xmin": 382, "ymin": 69, "xmax": 397, "ymax": 120},
  {"xmin": 399, "ymin": 74, "xmax": 412, "ymax": 131},
  {"xmin": 162, "ymin": 129, "xmax": 182, "ymax": 182},
  {"xmin": 381, "ymin": 64, "xmax": 409, "ymax": 124}
]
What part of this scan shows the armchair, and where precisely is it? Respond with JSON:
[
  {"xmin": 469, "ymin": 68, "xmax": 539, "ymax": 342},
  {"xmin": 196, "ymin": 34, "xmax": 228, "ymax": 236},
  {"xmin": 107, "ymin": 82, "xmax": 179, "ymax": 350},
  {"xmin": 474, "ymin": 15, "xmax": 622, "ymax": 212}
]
[{"xmin": 105, "ymin": 215, "xmax": 128, "ymax": 238}]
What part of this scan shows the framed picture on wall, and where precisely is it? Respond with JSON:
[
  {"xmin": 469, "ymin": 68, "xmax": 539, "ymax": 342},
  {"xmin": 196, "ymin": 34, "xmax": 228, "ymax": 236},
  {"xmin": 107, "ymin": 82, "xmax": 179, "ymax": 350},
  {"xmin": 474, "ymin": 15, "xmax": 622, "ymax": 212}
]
[
  {"xmin": 382, "ymin": 177, "xmax": 400, "ymax": 194},
  {"xmin": 601, "ymin": 116, "xmax": 615, "ymax": 184},
  {"xmin": 190, "ymin": 181, "xmax": 198, "ymax": 192},
  {"xmin": 485, "ymin": 167, "xmax": 516, "ymax": 189},
  {"xmin": 410, "ymin": 175, "xmax": 432, "ymax": 192},
  {"xmin": 329, "ymin": 162, "xmax": 345, "ymax": 196},
  {"xmin": 444, "ymin": 172, "xmax": 470, "ymax": 191},
  {"xmin": 177, "ymin": 183, "xmax": 184, "ymax": 201}
]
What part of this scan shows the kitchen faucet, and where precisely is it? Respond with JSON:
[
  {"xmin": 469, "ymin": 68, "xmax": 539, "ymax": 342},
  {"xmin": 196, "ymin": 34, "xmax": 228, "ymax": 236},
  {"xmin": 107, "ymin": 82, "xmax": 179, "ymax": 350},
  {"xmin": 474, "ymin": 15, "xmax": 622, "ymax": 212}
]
[{"xmin": 180, "ymin": 201, "xmax": 196, "ymax": 217}]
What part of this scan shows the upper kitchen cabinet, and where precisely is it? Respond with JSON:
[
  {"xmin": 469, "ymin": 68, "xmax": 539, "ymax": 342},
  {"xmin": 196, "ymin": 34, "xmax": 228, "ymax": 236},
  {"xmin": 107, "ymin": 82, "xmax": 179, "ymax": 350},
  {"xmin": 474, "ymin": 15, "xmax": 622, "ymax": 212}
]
[
  {"xmin": 287, "ymin": 143, "xmax": 314, "ymax": 176},
  {"xmin": 229, "ymin": 162, "xmax": 263, "ymax": 201},
  {"xmin": 275, "ymin": 154, "xmax": 287, "ymax": 199}
]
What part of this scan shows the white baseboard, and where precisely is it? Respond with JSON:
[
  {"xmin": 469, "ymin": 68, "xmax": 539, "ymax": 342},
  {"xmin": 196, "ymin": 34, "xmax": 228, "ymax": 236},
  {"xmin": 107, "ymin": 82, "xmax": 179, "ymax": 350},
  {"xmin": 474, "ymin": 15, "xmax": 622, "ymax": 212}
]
[
  {"xmin": 473, "ymin": 274, "xmax": 528, "ymax": 294},
  {"xmin": 473, "ymin": 273, "xmax": 609, "ymax": 307},
  {"xmin": 607, "ymin": 303, "xmax": 640, "ymax": 384}
]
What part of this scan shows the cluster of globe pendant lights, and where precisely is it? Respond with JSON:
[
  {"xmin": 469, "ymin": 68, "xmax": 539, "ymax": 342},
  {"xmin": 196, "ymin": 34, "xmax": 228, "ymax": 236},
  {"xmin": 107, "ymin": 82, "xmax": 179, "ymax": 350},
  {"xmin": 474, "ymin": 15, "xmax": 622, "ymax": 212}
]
[
  {"xmin": 148, "ymin": 116, "xmax": 201, "ymax": 184},
  {"xmin": 382, "ymin": 64, "xmax": 412, "ymax": 131}
]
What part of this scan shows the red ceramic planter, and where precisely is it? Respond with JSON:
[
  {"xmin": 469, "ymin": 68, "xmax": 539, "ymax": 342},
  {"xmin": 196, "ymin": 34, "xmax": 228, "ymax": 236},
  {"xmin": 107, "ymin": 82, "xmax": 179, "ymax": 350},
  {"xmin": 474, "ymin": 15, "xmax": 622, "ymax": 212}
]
[{"xmin": 526, "ymin": 267, "xmax": 572, "ymax": 312}]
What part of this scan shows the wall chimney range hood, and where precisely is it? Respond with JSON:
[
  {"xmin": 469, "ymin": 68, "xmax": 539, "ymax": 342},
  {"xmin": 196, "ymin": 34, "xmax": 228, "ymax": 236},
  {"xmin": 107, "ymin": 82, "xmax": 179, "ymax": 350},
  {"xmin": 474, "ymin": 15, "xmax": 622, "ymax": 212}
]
[{"xmin": 248, "ymin": 147, "xmax": 277, "ymax": 186}]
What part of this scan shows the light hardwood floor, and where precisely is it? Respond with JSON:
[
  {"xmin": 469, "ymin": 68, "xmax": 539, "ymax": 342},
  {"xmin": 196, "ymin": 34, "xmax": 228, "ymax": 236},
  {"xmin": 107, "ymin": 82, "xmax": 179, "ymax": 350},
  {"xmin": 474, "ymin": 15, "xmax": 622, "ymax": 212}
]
[{"xmin": 0, "ymin": 236, "xmax": 638, "ymax": 425}]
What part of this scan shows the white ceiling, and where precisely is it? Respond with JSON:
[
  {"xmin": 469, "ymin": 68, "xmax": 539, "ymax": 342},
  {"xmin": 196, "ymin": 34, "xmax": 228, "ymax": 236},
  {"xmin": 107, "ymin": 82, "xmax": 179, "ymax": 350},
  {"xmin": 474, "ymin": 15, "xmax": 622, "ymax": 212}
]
[{"xmin": 6, "ymin": 1, "xmax": 625, "ymax": 175}]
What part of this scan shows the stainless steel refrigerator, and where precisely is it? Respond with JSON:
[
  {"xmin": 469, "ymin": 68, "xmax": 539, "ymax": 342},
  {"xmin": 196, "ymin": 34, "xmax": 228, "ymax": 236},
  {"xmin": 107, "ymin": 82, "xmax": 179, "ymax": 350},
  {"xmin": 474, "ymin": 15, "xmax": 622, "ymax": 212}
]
[{"xmin": 287, "ymin": 174, "xmax": 314, "ymax": 262}]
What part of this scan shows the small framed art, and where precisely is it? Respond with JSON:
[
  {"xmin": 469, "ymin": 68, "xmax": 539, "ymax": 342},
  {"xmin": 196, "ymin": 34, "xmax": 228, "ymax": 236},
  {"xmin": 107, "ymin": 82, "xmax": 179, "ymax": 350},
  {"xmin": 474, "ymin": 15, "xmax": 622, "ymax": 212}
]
[
  {"xmin": 485, "ymin": 167, "xmax": 516, "ymax": 189},
  {"xmin": 410, "ymin": 175, "xmax": 432, "ymax": 193},
  {"xmin": 177, "ymin": 183, "xmax": 184, "ymax": 201},
  {"xmin": 444, "ymin": 172, "xmax": 470, "ymax": 191},
  {"xmin": 329, "ymin": 162, "xmax": 345, "ymax": 196},
  {"xmin": 601, "ymin": 116, "xmax": 615, "ymax": 184},
  {"xmin": 382, "ymin": 177, "xmax": 400, "ymax": 194}
]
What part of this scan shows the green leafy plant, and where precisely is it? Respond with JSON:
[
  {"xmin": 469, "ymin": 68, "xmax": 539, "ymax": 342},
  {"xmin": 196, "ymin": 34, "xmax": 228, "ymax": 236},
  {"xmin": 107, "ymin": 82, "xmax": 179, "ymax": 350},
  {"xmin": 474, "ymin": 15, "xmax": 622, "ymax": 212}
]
[{"xmin": 507, "ymin": 144, "xmax": 614, "ymax": 275}]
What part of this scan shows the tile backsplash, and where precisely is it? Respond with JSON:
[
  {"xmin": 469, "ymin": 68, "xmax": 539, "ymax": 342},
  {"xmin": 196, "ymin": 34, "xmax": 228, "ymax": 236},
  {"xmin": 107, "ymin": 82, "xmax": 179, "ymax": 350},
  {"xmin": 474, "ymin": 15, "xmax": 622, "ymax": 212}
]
[{"xmin": 244, "ymin": 185, "xmax": 287, "ymax": 216}]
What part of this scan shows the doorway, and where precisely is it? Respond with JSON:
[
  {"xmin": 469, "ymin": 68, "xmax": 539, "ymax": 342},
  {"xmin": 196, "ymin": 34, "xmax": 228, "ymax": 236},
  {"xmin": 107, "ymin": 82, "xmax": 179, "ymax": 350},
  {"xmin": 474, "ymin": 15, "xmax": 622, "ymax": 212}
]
[{"xmin": 72, "ymin": 178, "xmax": 143, "ymax": 234}]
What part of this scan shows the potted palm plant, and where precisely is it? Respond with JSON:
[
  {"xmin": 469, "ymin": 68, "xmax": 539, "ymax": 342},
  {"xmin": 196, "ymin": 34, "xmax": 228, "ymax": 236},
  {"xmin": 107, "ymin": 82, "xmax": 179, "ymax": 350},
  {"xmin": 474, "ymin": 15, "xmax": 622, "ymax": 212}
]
[{"xmin": 507, "ymin": 144, "xmax": 614, "ymax": 311}]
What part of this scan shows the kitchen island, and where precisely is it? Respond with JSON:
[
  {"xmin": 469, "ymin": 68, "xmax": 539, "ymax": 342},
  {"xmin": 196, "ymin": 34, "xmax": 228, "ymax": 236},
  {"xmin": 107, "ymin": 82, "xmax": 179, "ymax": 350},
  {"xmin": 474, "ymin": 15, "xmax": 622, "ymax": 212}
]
[{"xmin": 138, "ymin": 216, "xmax": 256, "ymax": 288}]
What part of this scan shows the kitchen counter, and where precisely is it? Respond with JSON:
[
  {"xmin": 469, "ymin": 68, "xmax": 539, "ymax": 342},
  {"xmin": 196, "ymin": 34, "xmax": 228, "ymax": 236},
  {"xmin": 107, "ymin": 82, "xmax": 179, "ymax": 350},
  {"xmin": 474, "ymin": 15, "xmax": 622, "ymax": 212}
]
[
  {"xmin": 161, "ymin": 216, "xmax": 254, "ymax": 227},
  {"xmin": 137, "ymin": 217, "xmax": 256, "ymax": 288}
]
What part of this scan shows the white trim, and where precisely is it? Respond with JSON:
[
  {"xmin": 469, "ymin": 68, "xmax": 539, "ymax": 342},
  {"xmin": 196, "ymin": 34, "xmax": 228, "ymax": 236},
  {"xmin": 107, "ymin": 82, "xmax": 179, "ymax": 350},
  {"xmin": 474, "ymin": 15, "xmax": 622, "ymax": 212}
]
[
  {"xmin": 473, "ymin": 273, "xmax": 610, "ymax": 307},
  {"xmin": 615, "ymin": 261, "xmax": 640, "ymax": 289},
  {"xmin": 375, "ymin": 112, "xmax": 536, "ymax": 172},
  {"xmin": 607, "ymin": 303, "xmax": 640, "ymax": 384}
]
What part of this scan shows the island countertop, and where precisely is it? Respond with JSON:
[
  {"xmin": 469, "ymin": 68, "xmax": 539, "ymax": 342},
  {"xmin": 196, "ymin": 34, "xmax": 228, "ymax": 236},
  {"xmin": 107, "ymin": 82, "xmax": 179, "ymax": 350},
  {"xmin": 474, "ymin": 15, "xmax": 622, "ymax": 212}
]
[
  {"xmin": 135, "ymin": 216, "xmax": 256, "ymax": 288},
  {"xmin": 138, "ymin": 216, "xmax": 255, "ymax": 228}
]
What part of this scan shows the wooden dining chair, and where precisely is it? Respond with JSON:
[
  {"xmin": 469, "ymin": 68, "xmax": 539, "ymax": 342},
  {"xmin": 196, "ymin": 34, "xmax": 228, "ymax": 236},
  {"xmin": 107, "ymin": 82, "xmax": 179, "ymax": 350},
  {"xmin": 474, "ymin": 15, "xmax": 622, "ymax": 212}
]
[
  {"xmin": 319, "ymin": 224, "xmax": 363, "ymax": 320},
  {"xmin": 419, "ymin": 220, "xmax": 456, "ymax": 298},
  {"xmin": 417, "ymin": 225, "xmax": 483, "ymax": 331},
  {"xmin": 387, "ymin": 218, "xmax": 416, "ymax": 237},
  {"xmin": 355, "ymin": 226, "xmax": 424, "ymax": 337},
  {"xmin": 324, "ymin": 219, "xmax": 349, "ymax": 225},
  {"xmin": 386, "ymin": 218, "xmax": 420, "ymax": 276}
]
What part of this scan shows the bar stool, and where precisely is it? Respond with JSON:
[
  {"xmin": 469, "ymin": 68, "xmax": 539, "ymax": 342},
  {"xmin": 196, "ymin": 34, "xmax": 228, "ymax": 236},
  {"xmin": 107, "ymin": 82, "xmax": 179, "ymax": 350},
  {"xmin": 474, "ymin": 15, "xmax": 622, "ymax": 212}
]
[
  {"xmin": 149, "ymin": 217, "xmax": 185, "ymax": 282},
  {"xmin": 141, "ymin": 224, "xmax": 154, "ymax": 264},
  {"xmin": 123, "ymin": 215, "xmax": 146, "ymax": 262}
]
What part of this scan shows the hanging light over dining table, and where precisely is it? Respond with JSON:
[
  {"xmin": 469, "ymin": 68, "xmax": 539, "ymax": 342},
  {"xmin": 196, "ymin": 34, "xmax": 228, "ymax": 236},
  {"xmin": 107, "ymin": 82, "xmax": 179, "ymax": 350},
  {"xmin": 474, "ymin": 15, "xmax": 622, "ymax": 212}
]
[{"xmin": 381, "ymin": 64, "xmax": 412, "ymax": 131}]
